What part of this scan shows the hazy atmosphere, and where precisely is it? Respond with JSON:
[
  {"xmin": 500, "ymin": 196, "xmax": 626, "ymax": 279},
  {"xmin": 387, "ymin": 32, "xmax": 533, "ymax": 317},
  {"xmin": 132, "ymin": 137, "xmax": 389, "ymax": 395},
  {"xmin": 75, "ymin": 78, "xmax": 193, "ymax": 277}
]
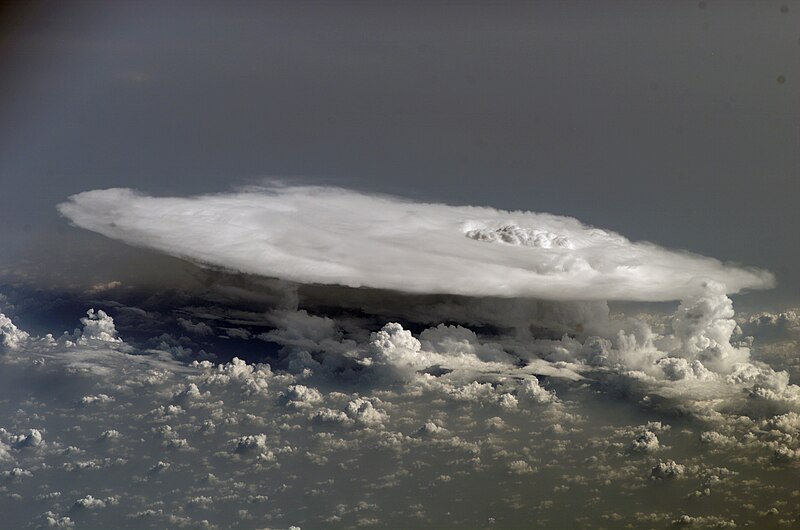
[{"xmin": 1, "ymin": 1, "xmax": 799, "ymax": 529}]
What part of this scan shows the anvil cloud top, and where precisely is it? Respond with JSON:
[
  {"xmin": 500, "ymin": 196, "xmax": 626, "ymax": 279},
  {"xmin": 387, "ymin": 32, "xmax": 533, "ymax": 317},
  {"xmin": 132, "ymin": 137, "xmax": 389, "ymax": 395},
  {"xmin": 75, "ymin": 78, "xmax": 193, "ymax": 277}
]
[{"xmin": 58, "ymin": 184, "xmax": 774, "ymax": 301}]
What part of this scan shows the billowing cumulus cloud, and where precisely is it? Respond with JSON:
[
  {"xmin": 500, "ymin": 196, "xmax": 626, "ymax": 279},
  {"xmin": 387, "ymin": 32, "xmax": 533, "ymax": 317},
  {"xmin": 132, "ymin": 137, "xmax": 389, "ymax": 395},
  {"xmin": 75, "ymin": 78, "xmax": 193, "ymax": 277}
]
[
  {"xmin": 1, "ymin": 305, "xmax": 798, "ymax": 529},
  {"xmin": 57, "ymin": 185, "xmax": 774, "ymax": 301}
]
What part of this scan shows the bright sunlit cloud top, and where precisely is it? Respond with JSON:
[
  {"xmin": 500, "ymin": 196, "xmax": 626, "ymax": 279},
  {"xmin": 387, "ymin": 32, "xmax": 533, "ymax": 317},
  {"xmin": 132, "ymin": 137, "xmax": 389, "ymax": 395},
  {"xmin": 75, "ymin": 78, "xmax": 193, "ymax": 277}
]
[{"xmin": 57, "ymin": 185, "xmax": 774, "ymax": 301}]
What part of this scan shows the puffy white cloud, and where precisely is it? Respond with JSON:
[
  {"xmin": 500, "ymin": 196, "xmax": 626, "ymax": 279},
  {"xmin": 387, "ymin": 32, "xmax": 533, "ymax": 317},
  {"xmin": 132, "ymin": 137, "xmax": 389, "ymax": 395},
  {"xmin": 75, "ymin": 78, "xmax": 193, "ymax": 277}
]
[
  {"xmin": 699, "ymin": 431, "xmax": 737, "ymax": 448},
  {"xmin": 419, "ymin": 324, "xmax": 511, "ymax": 363},
  {"xmin": 41, "ymin": 512, "xmax": 74, "ymax": 528},
  {"xmin": 763, "ymin": 412, "xmax": 800, "ymax": 435},
  {"xmin": 79, "ymin": 394, "xmax": 115, "ymax": 406},
  {"xmin": 173, "ymin": 383, "xmax": 206, "ymax": 403},
  {"xmin": 193, "ymin": 357, "xmax": 273, "ymax": 397},
  {"xmin": 739, "ymin": 309, "xmax": 800, "ymax": 340},
  {"xmin": 148, "ymin": 460, "xmax": 170, "ymax": 474},
  {"xmin": 517, "ymin": 377, "xmax": 557, "ymax": 404},
  {"xmin": 367, "ymin": 323, "xmax": 425, "ymax": 379},
  {"xmin": 0, "ymin": 313, "xmax": 29, "ymax": 351},
  {"xmin": 411, "ymin": 422, "xmax": 447, "ymax": 438},
  {"xmin": 498, "ymin": 393, "xmax": 519, "ymax": 410},
  {"xmin": 656, "ymin": 358, "xmax": 715, "ymax": 382},
  {"xmin": 629, "ymin": 430, "xmax": 660, "ymax": 453},
  {"xmin": 97, "ymin": 429, "xmax": 121, "ymax": 441},
  {"xmin": 282, "ymin": 384, "xmax": 324, "ymax": 409},
  {"xmin": 359, "ymin": 321, "xmax": 578, "ymax": 386},
  {"xmin": 662, "ymin": 282, "xmax": 749, "ymax": 372},
  {"xmin": 78, "ymin": 309, "xmax": 122, "ymax": 344},
  {"xmin": 0, "ymin": 441, "xmax": 12, "ymax": 462},
  {"xmin": 344, "ymin": 398, "xmax": 388, "ymax": 427},
  {"xmin": 72, "ymin": 495, "xmax": 116, "ymax": 510},
  {"xmin": 671, "ymin": 515, "xmax": 737, "ymax": 527},
  {"xmin": 310, "ymin": 407, "xmax": 351, "ymax": 425},
  {"xmin": 0, "ymin": 298, "xmax": 798, "ymax": 529},
  {"xmin": 57, "ymin": 185, "xmax": 773, "ymax": 301},
  {"xmin": 11, "ymin": 429, "xmax": 44, "ymax": 449},
  {"xmin": 231, "ymin": 433, "xmax": 269, "ymax": 453},
  {"xmin": 650, "ymin": 460, "xmax": 685, "ymax": 479},
  {"xmin": 1, "ymin": 467, "xmax": 32, "ymax": 480},
  {"xmin": 507, "ymin": 459, "xmax": 536, "ymax": 475}
]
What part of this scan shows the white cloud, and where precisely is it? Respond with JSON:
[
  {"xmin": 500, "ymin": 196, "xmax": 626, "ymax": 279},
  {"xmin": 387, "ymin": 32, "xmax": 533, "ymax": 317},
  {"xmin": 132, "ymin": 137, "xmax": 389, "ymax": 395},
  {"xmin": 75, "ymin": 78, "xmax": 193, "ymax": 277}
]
[
  {"xmin": 367, "ymin": 323, "xmax": 426, "ymax": 379},
  {"xmin": 282, "ymin": 384, "xmax": 323, "ymax": 409},
  {"xmin": 97, "ymin": 429, "xmax": 121, "ymax": 441},
  {"xmin": 656, "ymin": 358, "xmax": 715, "ymax": 382},
  {"xmin": 1, "ymin": 467, "xmax": 32, "ymax": 480},
  {"xmin": 629, "ymin": 430, "xmax": 660, "ymax": 453},
  {"xmin": 79, "ymin": 394, "xmax": 115, "ymax": 406},
  {"xmin": 57, "ymin": 185, "xmax": 774, "ymax": 301},
  {"xmin": 739, "ymin": 309, "xmax": 800, "ymax": 342},
  {"xmin": 419, "ymin": 324, "xmax": 512, "ymax": 363},
  {"xmin": 78, "ymin": 309, "xmax": 122, "ymax": 344},
  {"xmin": 11, "ymin": 429, "xmax": 44, "ymax": 449},
  {"xmin": 650, "ymin": 460, "xmax": 685, "ymax": 480},
  {"xmin": 72, "ymin": 495, "xmax": 112, "ymax": 510},
  {"xmin": 193, "ymin": 357, "xmax": 273, "ymax": 397},
  {"xmin": 661, "ymin": 282, "xmax": 748, "ymax": 371},
  {"xmin": 41, "ymin": 512, "xmax": 74, "ymax": 528},
  {"xmin": 0, "ymin": 300, "xmax": 798, "ymax": 529},
  {"xmin": 344, "ymin": 398, "xmax": 388, "ymax": 427},
  {"xmin": 0, "ymin": 313, "xmax": 30, "ymax": 351},
  {"xmin": 517, "ymin": 377, "xmax": 557, "ymax": 405},
  {"xmin": 148, "ymin": 461, "xmax": 170, "ymax": 474}
]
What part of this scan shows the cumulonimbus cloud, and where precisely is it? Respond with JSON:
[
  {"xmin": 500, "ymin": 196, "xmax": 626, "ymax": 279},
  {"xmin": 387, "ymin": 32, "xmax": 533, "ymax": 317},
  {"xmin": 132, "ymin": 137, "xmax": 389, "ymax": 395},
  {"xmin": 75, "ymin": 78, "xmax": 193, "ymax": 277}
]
[{"xmin": 57, "ymin": 185, "xmax": 774, "ymax": 302}]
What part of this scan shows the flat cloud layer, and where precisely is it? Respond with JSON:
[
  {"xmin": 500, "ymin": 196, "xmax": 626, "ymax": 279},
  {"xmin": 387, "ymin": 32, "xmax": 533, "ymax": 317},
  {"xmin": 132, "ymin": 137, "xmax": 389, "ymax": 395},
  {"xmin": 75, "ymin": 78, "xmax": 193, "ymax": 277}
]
[{"xmin": 58, "ymin": 185, "xmax": 774, "ymax": 301}]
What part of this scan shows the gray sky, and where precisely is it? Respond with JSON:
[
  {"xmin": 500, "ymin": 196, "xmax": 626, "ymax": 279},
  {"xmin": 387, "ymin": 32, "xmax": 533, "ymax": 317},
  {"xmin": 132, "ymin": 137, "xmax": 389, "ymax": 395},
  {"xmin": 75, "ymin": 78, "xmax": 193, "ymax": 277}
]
[{"xmin": 1, "ymin": 0, "xmax": 798, "ymax": 306}]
